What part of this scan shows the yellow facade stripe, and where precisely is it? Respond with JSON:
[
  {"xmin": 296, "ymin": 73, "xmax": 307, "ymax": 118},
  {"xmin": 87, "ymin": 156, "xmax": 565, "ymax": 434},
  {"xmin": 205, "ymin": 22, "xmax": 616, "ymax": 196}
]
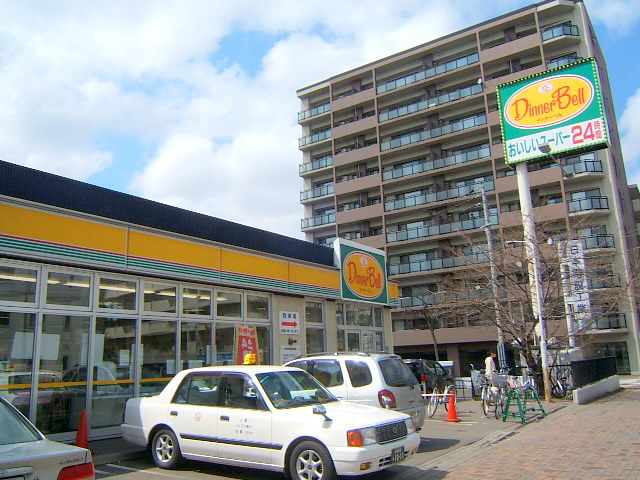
[
  {"xmin": 289, "ymin": 263, "xmax": 340, "ymax": 290},
  {"xmin": 0, "ymin": 203, "xmax": 126, "ymax": 253},
  {"xmin": 221, "ymin": 249, "xmax": 289, "ymax": 280},
  {"xmin": 128, "ymin": 230, "xmax": 221, "ymax": 270}
]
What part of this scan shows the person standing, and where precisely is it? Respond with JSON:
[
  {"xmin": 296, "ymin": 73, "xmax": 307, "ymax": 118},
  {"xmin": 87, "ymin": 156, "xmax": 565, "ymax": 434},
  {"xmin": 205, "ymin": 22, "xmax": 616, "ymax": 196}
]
[{"xmin": 485, "ymin": 351, "xmax": 497, "ymax": 379}]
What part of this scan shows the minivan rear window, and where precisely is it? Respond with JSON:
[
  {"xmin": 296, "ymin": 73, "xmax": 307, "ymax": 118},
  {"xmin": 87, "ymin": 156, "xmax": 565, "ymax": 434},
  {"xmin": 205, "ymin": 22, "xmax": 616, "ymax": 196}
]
[{"xmin": 379, "ymin": 358, "xmax": 418, "ymax": 387}]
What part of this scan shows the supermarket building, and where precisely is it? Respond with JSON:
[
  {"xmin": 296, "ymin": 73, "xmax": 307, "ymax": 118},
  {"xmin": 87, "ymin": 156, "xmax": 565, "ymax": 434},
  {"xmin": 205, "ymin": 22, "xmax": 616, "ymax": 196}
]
[{"xmin": 0, "ymin": 159, "xmax": 397, "ymax": 441}]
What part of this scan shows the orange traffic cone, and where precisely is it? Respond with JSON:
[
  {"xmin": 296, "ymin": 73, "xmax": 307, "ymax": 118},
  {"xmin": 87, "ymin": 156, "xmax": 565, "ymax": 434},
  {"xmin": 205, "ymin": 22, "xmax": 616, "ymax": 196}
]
[
  {"xmin": 75, "ymin": 409, "xmax": 90, "ymax": 449},
  {"xmin": 444, "ymin": 391, "xmax": 461, "ymax": 423}
]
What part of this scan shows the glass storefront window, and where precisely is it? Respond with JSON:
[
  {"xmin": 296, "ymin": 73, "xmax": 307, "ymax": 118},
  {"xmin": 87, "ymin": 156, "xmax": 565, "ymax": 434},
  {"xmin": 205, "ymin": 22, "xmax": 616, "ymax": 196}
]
[
  {"xmin": 181, "ymin": 322, "xmax": 212, "ymax": 369},
  {"xmin": 98, "ymin": 277, "xmax": 137, "ymax": 310},
  {"xmin": 41, "ymin": 314, "xmax": 90, "ymax": 434},
  {"xmin": 143, "ymin": 283, "xmax": 177, "ymax": 314},
  {"xmin": 255, "ymin": 325, "xmax": 270, "ymax": 365},
  {"xmin": 91, "ymin": 318, "xmax": 136, "ymax": 429},
  {"xmin": 247, "ymin": 294, "xmax": 269, "ymax": 320},
  {"xmin": 215, "ymin": 324, "xmax": 235, "ymax": 365},
  {"xmin": 305, "ymin": 301, "xmax": 323, "ymax": 323},
  {"xmin": 373, "ymin": 308, "xmax": 383, "ymax": 327},
  {"xmin": 0, "ymin": 265, "xmax": 37, "ymax": 303},
  {"xmin": 306, "ymin": 328, "xmax": 325, "ymax": 354},
  {"xmin": 216, "ymin": 291, "xmax": 242, "ymax": 318},
  {"xmin": 140, "ymin": 320, "xmax": 176, "ymax": 394},
  {"xmin": 0, "ymin": 312, "xmax": 36, "ymax": 421},
  {"xmin": 182, "ymin": 288, "xmax": 212, "ymax": 316},
  {"xmin": 45, "ymin": 271, "xmax": 91, "ymax": 307},
  {"xmin": 336, "ymin": 302, "xmax": 344, "ymax": 325}
]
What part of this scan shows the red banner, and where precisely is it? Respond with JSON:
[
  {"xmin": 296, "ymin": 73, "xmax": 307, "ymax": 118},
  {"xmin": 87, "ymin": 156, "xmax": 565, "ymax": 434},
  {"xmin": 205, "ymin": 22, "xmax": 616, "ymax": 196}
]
[{"xmin": 235, "ymin": 325, "xmax": 259, "ymax": 364}]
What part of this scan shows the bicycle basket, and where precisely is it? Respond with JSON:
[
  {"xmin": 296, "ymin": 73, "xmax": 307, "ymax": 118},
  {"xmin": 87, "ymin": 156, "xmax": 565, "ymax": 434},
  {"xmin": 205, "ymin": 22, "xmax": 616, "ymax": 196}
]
[{"xmin": 491, "ymin": 373, "xmax": 509, "ymax": 388}]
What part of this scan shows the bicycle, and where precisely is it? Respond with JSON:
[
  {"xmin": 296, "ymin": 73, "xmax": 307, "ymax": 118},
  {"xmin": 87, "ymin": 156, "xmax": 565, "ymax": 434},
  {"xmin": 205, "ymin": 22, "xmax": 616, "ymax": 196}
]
[
  {"xmin": 479, "ymin": 372, "xmax": 507, "ymax": 419},
  {"xmin": 426, "ymin": 384, "xmax": 457, "ymax": 418}
]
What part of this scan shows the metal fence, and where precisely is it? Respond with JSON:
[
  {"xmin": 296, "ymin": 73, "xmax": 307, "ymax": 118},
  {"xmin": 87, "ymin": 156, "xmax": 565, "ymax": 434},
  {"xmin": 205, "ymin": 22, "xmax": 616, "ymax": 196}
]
[{"xmin": 570, "ymin": 356, "xmax": 617, "ymax": 389}]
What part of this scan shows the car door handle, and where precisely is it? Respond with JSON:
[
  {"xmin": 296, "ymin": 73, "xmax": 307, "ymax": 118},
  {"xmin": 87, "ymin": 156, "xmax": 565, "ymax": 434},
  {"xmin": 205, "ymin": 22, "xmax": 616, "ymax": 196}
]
[
  {"xmin": 170, "ymin": 410, "xmax": 178, "ymax": 416},
  {"xmin": 220, "ymin": 415, "xmax": 230, "ymax": 421}
]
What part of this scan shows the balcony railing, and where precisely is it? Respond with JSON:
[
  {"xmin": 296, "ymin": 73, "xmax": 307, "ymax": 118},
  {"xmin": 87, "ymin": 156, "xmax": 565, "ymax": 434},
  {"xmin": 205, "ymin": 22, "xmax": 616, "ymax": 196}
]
[
  {"xmin": 563, "ymin": 159, "xmax": 602, "ymax": 176},
  {"xmin": 542, "ymin": 23, "xmax": 579, "ymax": 41},
  {"xmin": 381, "ymin": 113, "xmax": 486, "ymax": 152},
  {"xmin": 389, "ymin": 251, "xmax": 488, "ymax": 275},
  {"xmin": 379, "ymin": 84, "xmax": 483, "ymax": 122},
  {"xmin": 300, "ymin": 184, "xmax": 334, "ymax": 202},
  {"xmin": 383, "ymin": 144, "xmax": 490, "ymax": 181},
  {"xmin": 298, "ymin": 102, "xmax": 331, "ymax": 123},
  {"xmin": 385, "ymin": 180, "xmax": 494, "ymax": 212},
  {"xmin": 299, "ymin": 129, "xmax": 332, "ymax": 148},
  {"xmin": 588, "ymin": 274, "xmax": 621, "ymax": 289},
  {"xmin": 299, "ymin": 154, "xmax": 333, "ymax": 174},
  {"xmin": 580, "ymin": 234, "xmax": 615, "ymax": 250},
  {"xmin": 568, "ymin": 196, "xmax": 609, "ymax": 213},
  {"xmin": 377, "ymin": 52, "xmax": 479, "ymax": 94},
  {"xmin": 399, "ymin": 295, "xmax": 438, "ymax": 307},
  {"xmin": 387, "ymin": 211, "xmax": 498, "ymax": 243},
  {"xmin": 548, "ymin": 55, "xmax": 583, "ymax": 70},
  {"xmin": 589, "ymin": 313, "xmax": 627, "ymax": 330},
  {"xmin": 301, "ymin": 212, "xmax": 336, "ymax": 229}
]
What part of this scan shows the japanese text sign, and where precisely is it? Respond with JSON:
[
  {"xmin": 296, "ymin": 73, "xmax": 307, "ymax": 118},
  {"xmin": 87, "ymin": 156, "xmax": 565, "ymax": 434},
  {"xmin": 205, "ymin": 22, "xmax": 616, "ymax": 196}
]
[
  {"xmin": 497, "ymin": 58, "xmax": 608, "ymax": 165},
  {"xmin": 235, "ymin": 325, "xmax": 259, "ymax": 365}
]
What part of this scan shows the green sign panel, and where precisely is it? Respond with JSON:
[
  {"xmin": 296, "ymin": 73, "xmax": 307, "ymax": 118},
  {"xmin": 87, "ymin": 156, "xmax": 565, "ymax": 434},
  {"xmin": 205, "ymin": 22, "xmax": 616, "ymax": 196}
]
[
  {"xmin": 497, "ymin": 58, "xmax": 608, "ymax": 165},
  {"xmin": 334, "ymin": 239, "xmax": 388, "ymax": 305}
]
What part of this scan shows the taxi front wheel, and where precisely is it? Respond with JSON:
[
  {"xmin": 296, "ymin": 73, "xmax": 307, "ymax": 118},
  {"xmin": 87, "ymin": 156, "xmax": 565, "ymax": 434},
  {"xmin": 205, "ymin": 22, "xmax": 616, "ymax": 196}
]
[
  {"xmin": 151, "ymin": 428, "xmax": 183, "ymax": 469},
  {"xmin": 289, "ymin": 440, "xmax": 336, "ymax": 480}
]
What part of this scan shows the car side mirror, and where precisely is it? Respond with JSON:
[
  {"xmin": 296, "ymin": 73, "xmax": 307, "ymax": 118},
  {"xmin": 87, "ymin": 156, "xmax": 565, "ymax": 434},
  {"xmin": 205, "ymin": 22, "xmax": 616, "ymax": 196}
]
[{"xmin": 313, "ymin": 404, "xmax": 332, "ymax": 422}]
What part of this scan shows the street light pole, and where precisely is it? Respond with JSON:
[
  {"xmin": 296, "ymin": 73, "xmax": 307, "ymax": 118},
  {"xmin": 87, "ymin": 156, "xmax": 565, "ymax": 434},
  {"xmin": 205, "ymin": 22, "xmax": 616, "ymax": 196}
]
[
  {"xmin": 480, "ymin": 183, "xmax": 507, "ymax": 370},
  {"xmin": 515, "ymin": 161, "xmax": 552, "ymax": 402}
]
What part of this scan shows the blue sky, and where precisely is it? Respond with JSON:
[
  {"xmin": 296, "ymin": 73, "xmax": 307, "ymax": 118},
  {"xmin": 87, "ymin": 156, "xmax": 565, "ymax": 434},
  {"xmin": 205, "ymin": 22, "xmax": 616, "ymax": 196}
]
[{"xmin": 1, "ymin": 0, "xmax": 639, "ymax": 239}]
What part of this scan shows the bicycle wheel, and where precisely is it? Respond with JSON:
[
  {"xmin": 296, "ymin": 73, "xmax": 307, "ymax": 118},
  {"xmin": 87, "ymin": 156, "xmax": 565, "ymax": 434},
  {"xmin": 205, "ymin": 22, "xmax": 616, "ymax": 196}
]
[
  {"xmin": 443, "ymin": 385, "xmax": 457, "ymax": 412},
  {"xmin": 494, "ymin": 389, "xmax": 505, "ymax": 419},
  {"xmin": 482, "ymin": 388, "xmax": 496, "ymax": 416},
  {"xmin": 481, "ymin": 386, "xmax": 491, "ymax": 416},
  {"xmin": 427, "ymin": 387, "xmax": 440, "ymax": 418}
]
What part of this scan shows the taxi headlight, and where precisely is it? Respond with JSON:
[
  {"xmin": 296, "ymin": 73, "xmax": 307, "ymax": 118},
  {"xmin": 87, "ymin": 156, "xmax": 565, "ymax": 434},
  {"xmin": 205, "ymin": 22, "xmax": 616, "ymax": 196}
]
[
  {"xmin": 347, "ymin": 426, "xmax": 377, "ymax": 446},
  {"xmin": 405, "ymin": 417, "xmax": 416, "ymax": 435}
]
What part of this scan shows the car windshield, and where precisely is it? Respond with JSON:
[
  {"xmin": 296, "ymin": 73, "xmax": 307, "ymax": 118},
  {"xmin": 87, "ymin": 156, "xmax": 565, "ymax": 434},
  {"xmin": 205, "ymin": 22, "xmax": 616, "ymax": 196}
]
[
  {"xmin": 379, "ymin": 358, "xmax": 419, "ymax": 387},
  {"xmin": 0, "ymin": 400, "xmax": 41, "ymax": 445},
  {"xmin": 256, "ymin": 370, "xmax": 337, "ymax": 409}
]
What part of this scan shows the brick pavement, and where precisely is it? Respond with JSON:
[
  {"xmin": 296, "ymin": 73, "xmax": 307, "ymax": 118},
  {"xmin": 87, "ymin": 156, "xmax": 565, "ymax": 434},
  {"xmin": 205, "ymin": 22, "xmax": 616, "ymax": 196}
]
[{"xmin": 402, "ymin": 384, "xmax": 640, "ymax": 480}]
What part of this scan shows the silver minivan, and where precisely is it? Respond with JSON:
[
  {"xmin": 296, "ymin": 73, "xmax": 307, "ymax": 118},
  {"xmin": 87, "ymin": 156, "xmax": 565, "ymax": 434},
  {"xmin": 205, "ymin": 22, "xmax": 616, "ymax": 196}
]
[{"xmin": 285, "ymin": 352, "xmax": 426, "ymax": 430}]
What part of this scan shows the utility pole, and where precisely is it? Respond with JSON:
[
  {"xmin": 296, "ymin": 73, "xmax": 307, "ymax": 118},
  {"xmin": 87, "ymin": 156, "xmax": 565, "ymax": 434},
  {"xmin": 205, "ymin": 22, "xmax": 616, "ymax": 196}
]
[{"xmin": 480, "ymin": 183, "xmax": 507, "ymax": 370}]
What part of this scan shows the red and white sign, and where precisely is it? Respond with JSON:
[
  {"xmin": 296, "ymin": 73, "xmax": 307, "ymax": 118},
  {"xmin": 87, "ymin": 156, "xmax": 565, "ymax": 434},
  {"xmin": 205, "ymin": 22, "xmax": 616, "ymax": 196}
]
[
  {"xmin": 279, "ymin": 311, "xmax": 300, "ymax": 335},
  {"xmin": 235, "ymin": 325, "xmax": 259, "ymax": 364}
]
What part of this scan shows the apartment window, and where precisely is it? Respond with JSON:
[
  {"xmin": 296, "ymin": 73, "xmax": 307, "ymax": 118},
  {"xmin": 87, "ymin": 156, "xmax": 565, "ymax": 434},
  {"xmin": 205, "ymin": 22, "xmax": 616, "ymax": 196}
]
[
  {"xmin": 45, "ymin": 271, "xmax": 91, "ymax": 308},
  {"xmin": 0, "ymin": 264, "xmax": 37, "ymax": 304},
  {"xmin": 143, "ymin": 282, "xmax": 177, "ymax": 314},
  {"xmin": 216, "ymin": 290, "xmax": 242, "ymax": 318},
  {"xmin": 98, "ymin": 277, "xmax": 137, "ymax": 311}
]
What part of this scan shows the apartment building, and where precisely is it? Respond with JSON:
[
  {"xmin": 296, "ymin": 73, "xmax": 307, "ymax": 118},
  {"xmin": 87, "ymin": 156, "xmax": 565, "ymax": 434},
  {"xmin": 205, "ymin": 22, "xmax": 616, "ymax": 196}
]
[{"xmin": 297, "ymin": 0, "xmax": 640, "ymax": 375}]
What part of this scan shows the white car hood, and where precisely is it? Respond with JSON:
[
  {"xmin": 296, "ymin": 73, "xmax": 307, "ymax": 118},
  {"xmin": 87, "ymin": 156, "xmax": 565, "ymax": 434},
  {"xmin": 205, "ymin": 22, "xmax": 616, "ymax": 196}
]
[{"xmin": 308, "ymin": 400, "xmax": 409, "ymax": 428}]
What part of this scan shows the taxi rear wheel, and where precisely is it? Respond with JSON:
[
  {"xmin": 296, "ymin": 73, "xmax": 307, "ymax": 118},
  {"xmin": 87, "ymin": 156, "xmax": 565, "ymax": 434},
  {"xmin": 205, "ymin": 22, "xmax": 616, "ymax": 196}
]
[
  {"xmin": 151, "ymin": 428, "xmax": 183, "ymax": 469},
  {"xmin": 289, "ymin": 440, "xmax": 336, "ymax": 480}
]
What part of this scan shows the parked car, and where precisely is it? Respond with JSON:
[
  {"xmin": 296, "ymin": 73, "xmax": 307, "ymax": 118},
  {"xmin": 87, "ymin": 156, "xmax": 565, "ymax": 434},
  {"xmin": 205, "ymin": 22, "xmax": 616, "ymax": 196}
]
[
  {"xmin": 403, "ymin": 358, "xmax": 454, "ymax": 393},
  {"xmin": 121, "ymin": 365, "xmax": 420, "ymax": 480},
  {"xmin": 0, "ymin": 396, "xmax": 94, "ymax": 480},
  {"xmin": 284, "ymin": 352, "xmax": 426, "ymax": 430}
]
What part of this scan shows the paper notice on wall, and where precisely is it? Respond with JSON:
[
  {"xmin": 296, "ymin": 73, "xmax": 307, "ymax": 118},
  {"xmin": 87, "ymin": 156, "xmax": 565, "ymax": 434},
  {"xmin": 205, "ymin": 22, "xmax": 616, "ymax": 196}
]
[{"xmin": 280, "ymin": 345, "xmax": 301, "ymax": 365}]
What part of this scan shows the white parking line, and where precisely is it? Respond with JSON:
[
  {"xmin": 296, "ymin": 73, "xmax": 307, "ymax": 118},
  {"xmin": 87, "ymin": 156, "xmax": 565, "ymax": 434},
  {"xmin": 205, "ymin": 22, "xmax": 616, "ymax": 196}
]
[{"xmin": 99, "ymin": 464, "xmax": 178, "ymax": 477}]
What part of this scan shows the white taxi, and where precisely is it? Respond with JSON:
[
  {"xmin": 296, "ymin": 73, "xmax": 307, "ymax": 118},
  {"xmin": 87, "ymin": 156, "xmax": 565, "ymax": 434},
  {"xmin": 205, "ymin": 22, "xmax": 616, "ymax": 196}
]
[{"xmin": 121, "ymin": 365, "xmax": 420, "ymax": 480}]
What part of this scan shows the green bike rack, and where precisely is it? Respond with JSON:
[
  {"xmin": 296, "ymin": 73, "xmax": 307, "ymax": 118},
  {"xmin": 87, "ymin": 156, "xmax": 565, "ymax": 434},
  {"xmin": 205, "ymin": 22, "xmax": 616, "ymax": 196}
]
[{"xmin": 502, "ymin": 386, "xmax": 546, "ymax": 424}]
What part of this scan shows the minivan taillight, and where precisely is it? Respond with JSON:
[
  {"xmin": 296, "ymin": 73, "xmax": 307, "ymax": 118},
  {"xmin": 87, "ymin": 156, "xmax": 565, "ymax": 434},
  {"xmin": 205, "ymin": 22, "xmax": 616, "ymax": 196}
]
[
  {"xmin": 420, "ymin": 373, "xmax": 427, "ymax": 383},
  {"xmin": 57, "ymin": 462, "xmax": 95, "ymax": 480},
  {"xmin": 378, "ymin": 389, "xmax": 396, "ymax": 409}
]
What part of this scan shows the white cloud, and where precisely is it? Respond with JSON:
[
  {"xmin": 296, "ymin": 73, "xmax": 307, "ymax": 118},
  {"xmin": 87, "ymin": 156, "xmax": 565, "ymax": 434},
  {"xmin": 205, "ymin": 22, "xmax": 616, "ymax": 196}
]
[
  {"xmin": 583, "ymin": 0, "xmax": 640, "ymax": 35},
  {"xmin": 1, "ymin": 0, "xmax": 639, "ymax": 240},
  {"xmin": 620, "ymin": 87, "xmax": 640, "ymax": 185}
]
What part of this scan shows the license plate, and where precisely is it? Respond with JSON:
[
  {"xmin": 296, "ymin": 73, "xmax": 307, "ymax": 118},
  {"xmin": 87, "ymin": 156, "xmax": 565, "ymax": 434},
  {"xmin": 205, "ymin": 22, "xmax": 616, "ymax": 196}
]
[{"xmin": 391, "ymin": 446, "xmax": 405, "ymax": 464}]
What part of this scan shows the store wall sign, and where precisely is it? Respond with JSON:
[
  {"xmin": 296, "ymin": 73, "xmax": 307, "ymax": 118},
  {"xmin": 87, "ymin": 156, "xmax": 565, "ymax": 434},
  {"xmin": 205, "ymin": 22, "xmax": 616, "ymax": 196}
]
[
  {"xmin": 334, "ymin": 239, "xmax": 388, "ymax": 305},
  {"xmin": 497, "ymin": 58, "xmax": 608, "ymax": 165}
]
